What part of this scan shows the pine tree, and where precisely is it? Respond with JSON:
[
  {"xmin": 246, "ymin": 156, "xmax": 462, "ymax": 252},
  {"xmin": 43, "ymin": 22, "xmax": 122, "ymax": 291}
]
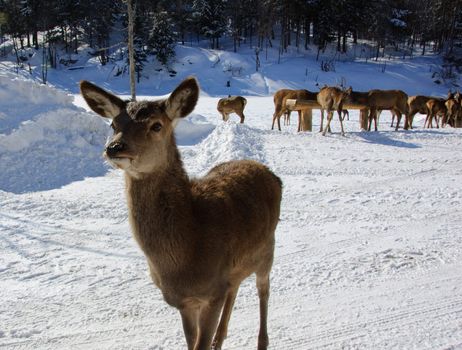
[
  {"xmin": 192, "ymin": 0, "xmax": 227, "ymax": 49},
  {"xmin": 132, "ymin": 13, "xmax": 148, "ymax": 83},
  {"xmin": 148, "ymin": 11, "xmax": 176, "ymax": 66}
]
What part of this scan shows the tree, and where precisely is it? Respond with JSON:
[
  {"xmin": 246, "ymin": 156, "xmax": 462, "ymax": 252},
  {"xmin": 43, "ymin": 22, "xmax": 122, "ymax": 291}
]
[
  {"xmin": 148, "ymin": 11, "xmax": 176, "ymax": 66},
  {"xmin": 192, "ymin": 0, "xmax": 227, "ymax": 49},
  {"xmin": 127, "ymin": 0, "xmax": 136, "ymax": 100}
]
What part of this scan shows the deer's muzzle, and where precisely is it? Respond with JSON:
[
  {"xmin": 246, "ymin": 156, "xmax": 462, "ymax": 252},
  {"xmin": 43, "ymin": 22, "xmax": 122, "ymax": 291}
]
[{"xmin": 105, "ymin": 142, "xmax": 126, "ymax": 158}]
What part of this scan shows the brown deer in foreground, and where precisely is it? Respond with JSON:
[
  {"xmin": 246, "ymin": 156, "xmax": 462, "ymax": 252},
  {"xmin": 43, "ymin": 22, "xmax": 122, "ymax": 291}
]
[
  {"xmin": 407, "ymin": 95, "xmax": 431, "ymax": 129},
  {"xmin": 80, "ymin": 77, "xmax": 282, "ymax": 350},
  {"xmin": 271, "ymin": 89, "xmax": 317, "ymax": 132},
  {"xmin": 317, "ymin": 86, "xmax": 352, "ymax": 136},
  {"xmin": 217, "ymin": 95, "xmax": 247, "ymax": 123},
  {"xmin": 425, "ymin": 98, "xmax": 447, "ymax": 128},
  {"xmin": 366, "ymin": 89, "xmax": 408, "ymax": 131}
]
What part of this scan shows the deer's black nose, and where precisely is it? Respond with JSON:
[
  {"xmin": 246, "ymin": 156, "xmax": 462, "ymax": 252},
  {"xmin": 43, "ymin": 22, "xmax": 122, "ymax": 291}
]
[{"xmin": 106, "ymin": 142, "xmax": 126, "ymax": 157}]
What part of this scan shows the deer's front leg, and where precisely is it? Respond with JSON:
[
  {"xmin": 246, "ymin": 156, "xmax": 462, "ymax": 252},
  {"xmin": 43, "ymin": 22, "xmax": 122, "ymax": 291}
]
[
  {"xmin": 180, "ymin": 306, "xmax": 199, "ymax": 350},
  {"xmin": 195, "ymin": 297, "xmax": 225, "ymax": 350}
]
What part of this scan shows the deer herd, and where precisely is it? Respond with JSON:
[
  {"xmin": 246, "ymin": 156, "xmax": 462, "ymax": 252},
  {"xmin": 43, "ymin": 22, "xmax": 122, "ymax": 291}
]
[{"xmin": 219, "ymin": 87, "xmax": 462, "ymax": 135}]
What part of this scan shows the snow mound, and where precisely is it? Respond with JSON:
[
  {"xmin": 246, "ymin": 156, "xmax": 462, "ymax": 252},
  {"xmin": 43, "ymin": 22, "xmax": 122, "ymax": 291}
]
[
  {"xmin": 175, "ymin": 113, "xmax": 215, "ymax": 146},
  {"xmin": 0, "ymin": 74, "xmax": 109, "ymax": 193},
  {"xmin": 187, "ymin": 123, "xmax": 267, "ymax": 175}
]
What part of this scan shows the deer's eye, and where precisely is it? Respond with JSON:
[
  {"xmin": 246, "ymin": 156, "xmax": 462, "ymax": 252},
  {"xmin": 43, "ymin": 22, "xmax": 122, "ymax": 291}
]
[{"xmin": 151, "ymin": 122, "xmax": 162, "ymax": 132}]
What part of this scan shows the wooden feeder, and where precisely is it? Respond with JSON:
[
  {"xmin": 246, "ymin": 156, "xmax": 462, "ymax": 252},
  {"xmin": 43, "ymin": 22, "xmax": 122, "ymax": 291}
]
[{"xmin": 285, "ymin": 99, "xmax": 369, "ymax": 132}]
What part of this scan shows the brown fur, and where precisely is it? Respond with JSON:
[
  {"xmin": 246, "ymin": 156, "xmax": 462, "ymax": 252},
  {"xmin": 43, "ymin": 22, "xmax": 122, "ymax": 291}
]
[
  {"xmin": 407, "ymin": 95, "xmax": 431, "ymax": 129},
  {"xmin": 272, "ymin": 89, "xmax": 317, "ymax": 132},
  {"xmin": 217, "ymin": 96, "xmax": 247, "ymax": 123},
  {"xmin": 425, "ymin": 98, "xmax": 447, "ymax": 128},
  {"xmin": 366, "ymin": 89, "xmax": 408, "ymax": 131},
  {"xmin": 445, "ymin": 95, "xmax": 460, "ymax": 128},
  {"xmin": 345, "ymin": 91, "xmax": 369, "ymax": 130},
  {"xmin": 80, "ymin": 77, "xmax": 282, "ymax": 350},
  {"xmin": 317, "ymin": 86, "xmax": 352, "ymax": 136}
]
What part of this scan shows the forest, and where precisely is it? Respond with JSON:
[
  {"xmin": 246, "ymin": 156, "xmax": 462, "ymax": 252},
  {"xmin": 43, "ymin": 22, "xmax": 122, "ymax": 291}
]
[{"xmin": 0, "ymin": 0, "xmax": 461, "ymax": 74}]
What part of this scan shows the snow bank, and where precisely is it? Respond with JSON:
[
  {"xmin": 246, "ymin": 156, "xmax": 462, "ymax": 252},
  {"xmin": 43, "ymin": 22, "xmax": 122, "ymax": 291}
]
[
  {"xmin": 175, "ymin": 113, "xmax": 215, "ymax": 146},
  {"xmin": 0, "ymin": 73, "xmax": 109, "ymax": 193},
  {"xmin": 0, "ymin": 73, "xmax": 73, "ymax": 134},
  {"xmin": 0, "ymin": 73, "xmax": 220, "ymax": 193},
  {"xmin": 182, "ymin": 122, "xmax": 267, "ymax": 176}
]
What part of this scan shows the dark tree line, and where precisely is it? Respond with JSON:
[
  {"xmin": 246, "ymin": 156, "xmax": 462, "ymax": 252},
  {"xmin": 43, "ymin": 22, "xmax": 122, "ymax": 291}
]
[{"xmin": 0, "ymin": 0, "xmax": 461, "ymax": 69}]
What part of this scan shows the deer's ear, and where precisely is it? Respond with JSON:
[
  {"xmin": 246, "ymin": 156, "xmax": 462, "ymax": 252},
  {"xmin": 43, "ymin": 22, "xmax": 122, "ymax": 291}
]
[
  {"xmin": 165, "ymin": 77, "xmax": 199, "ymax": 120},
  {"xmin": 80, "ymin": 81, "xmax": 125, "ymax": 119}
]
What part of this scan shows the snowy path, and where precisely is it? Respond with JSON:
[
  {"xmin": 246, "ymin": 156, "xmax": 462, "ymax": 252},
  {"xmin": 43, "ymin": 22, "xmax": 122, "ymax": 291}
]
[{"xmin": 1, "ymin": 95, "xmax": 462, "ymax": 349}]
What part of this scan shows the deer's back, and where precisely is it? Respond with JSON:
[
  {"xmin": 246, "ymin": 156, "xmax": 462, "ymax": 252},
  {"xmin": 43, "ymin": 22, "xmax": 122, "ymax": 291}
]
[
  {"xmin": 348, "ymin": 91, "xmax": 369, "ymax": 105},
  {"xmin": 273, "ymin": 89, "xmax": 294, "ymax": 105},
  {"xmin": 427, "ymin": 98, "xmax": 446, "ymax": 112},
  {"xmin": 191, "ymin": 160, "xmax": 282, "ymax": 265},
  {"xmin": 408, "ymin": 95, "xmax": 431, "ymax": 113},
  {"xmin": 368, "ymin": 90, "xmax": 408, "ymax": 110},
  {"xmin": 446, "ymin": 98, "xmax": 460, "ymax": 114},
  {"xmin": 317, "ymin": 87, "xmax": 345, "ymax": 109},
  {"xmin": 218, "ymin": 96, "xmax": 246, "ymax": 112}
]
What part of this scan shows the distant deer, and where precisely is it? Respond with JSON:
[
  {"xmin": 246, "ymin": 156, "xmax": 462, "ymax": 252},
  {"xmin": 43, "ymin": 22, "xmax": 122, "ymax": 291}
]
[
  {"xmin": 317, "ymin": 86, "xmax": 352, "ymax": 136},
  {"xmin": 407, "ymin": 95, "xmax": 431, "ymax": 129},
  {"xmin": 80, "ymin": 77, "xmax": 282, "ymax": 350},
  {"xmin": 271, "ymin": 89, "xmax": 317, "ymax": 132},
  {"xmin": 217, "ymin": 95, "xmax": 247, "ymax": 123},
  {"xmin": 366, "ymin": 89, "xmax": 408, "ymax": 131},
  {"xmin": 445, "ymin": 91, "xmax": 460, "ymax": 127},
  {"xmin": 425, "ymin": 98, "xmax": 447, "ymax": 128},
  {"xmin": 271, "ymin": 89, "xmax": 293, "ymax": 131}
]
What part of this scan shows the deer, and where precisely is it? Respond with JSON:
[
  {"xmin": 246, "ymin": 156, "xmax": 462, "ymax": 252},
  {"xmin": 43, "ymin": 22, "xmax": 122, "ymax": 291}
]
[
  {"xmin": 217, "ymin": 95, "xmax": 247, "ymax": 123},
  {"xmin": 425, "ymin": 98, "xmax": 447, "ymax": 128},
  {"xmin": 271, "ymin": 89, "xmax": 292, "ymax": 131},
  {"xmin": 79, "ymin": 77, "xmax": 282, "ymax": 350},
  {"xmin": 317, "ymin": 86, "xmax": 352, "ymax": 136},
  {"xmin": 271, "ymin": 89, "xmax": 317, "ymax": 132},
  {"xmin": 366, "ymin": 89, "xmax": 408, "ymax": 131},
  {"xmin": 445, "ymin": 91, "xmax": 460, "ymax": 127},
  {"xmin": 406, "ymin": 95, "xmax": 431, "ymax": 129}
]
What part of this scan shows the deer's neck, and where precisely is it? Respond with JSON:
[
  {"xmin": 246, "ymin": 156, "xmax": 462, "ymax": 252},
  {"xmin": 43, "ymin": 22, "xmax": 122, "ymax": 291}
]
[{"xmin": 125, "ymin": 148, "xmax": 195, "ymax": 267}]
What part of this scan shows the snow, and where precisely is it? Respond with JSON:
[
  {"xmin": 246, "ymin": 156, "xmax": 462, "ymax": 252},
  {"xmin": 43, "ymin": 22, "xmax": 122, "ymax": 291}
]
[{"xmin": 1, "ymin": 44, "xmax": 462, "ymax": 349}]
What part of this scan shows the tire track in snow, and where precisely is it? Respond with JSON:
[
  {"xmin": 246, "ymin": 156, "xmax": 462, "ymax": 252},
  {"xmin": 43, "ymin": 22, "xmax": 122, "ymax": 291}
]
[
  {"xmin": 267, "ymin": 295, "xmax": 462, "ymax": 350},
  {"xmin": 265, "ymin": 264, "xmax": 462, "ymax": 350}
]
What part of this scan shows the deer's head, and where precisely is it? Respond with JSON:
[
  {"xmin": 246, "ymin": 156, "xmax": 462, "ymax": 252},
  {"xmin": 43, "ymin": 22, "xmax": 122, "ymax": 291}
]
[{"xmin": 80, "ymin": 77, "xmax": 199, "ymax": 177}]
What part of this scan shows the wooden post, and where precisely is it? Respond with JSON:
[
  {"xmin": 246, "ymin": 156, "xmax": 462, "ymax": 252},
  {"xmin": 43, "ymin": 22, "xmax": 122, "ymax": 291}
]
[
  {"xmin": 359, "ymin": 109, "xmax": 368, "ymax": 130},
  {"xmin": 299, "ymin": 109, "xmax": 312, "ymax": 131},
  {"xmin": 127, "ymin": 0, "xmax": 136, "ymax": 101}
]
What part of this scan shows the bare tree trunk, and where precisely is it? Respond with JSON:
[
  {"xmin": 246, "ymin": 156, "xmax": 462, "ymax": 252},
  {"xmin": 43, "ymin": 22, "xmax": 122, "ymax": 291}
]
[
  {"xmin": 127, "ymin": 0, "xmax": 136, "ymax": 101},
  {"xmin": 342, "ymin": 32, "xmax": 347, "ymax": 53},
  {"xmin": 337, "ymin": 31, "xmax": 341, "ymax": 52}
]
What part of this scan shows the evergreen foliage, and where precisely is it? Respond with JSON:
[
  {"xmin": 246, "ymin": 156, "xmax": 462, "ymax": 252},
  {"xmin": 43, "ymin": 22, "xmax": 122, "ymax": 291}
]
[
  {"xmin": 0, "ymin": 0, "xmax": 461, "ymax": 70},
  {"xmin": 148, "ymin": 11, "xmax": 176, "ymax": 66}
]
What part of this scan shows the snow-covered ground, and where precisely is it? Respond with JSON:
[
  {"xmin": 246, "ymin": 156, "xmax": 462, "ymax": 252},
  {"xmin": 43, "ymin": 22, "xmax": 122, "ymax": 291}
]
[{"xmin": 1, "ymin": 44, "xmax": 462, "ymax": 349}]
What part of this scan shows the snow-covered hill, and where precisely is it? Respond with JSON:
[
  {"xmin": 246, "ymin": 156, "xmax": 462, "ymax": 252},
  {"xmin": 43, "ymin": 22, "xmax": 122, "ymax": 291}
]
[
  {"xmin": 1, "ymin": 45, "xmax": 462, "ymax": 349},
  {"xmin": 2, "ymin": 38, "xmax": 454, "ymax": 98}
]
